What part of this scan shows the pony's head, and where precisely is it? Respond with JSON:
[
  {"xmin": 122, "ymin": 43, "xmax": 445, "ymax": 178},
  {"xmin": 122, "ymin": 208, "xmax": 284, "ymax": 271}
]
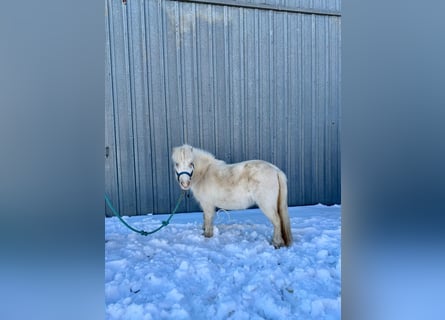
[{"xmin": 172, "ymin": 145, "xmax": 195, "ymax": 190}]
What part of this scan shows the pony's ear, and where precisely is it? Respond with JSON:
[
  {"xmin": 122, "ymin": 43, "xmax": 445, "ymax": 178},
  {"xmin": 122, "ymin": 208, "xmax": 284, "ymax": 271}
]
[{"xmin": 183, "ymin": 144, "xmax": 193, "ymax": 152}]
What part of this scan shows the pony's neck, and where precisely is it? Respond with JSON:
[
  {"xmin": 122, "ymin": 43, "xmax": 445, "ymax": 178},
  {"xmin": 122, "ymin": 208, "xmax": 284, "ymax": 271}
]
[{"xmin": 192, "ymin": 148, "xmax": 219, "ymax": 184}]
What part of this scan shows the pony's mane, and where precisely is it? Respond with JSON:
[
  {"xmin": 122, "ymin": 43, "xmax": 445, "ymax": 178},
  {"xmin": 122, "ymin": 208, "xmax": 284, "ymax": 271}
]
[
  {"xmin": 172, "ymin": 144, "xmax": 224, "ymax": 168},
  {"xmin": 192, "ymin": 147, "xmax": 217, "ymax": 162}
]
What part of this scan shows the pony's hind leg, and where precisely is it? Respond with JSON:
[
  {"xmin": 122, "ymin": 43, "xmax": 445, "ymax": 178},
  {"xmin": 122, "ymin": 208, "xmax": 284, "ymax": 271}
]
[
  {"xmin": 269, "ymin": 212, "xmax": 286, "ymax": 248},
  {"xmin": 257, "ymin": 203, "xmax": 285, "ymax": 248}
]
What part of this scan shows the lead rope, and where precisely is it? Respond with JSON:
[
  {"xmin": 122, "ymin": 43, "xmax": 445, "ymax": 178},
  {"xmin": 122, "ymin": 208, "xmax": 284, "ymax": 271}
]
[{"xmin": 105, "ymin": 191, "xmax": 186, "ymax": 235}]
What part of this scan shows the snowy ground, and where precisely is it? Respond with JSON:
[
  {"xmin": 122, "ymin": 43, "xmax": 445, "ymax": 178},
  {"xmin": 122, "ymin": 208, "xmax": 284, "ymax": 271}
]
[{"xmin": 105, "ymin": 205, "xmax": 341, "ymax": 319}]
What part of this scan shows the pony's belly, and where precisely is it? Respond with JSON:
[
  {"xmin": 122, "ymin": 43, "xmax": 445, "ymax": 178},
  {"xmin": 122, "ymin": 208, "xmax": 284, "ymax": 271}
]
[{"xmin": 213, "ymin": 195, "xmax": 254, "ymax": 210}]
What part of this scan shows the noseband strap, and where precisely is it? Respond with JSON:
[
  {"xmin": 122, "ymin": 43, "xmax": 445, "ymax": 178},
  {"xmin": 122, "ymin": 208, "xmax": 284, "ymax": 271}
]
[{"xmin": 176, "ymin": 170, "xmax": 193, "ymax": 181}]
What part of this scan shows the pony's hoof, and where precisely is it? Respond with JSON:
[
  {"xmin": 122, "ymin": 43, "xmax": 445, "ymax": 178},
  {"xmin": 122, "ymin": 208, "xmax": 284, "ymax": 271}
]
[
  {"xmin": 272, "ymin": 241, "xmax": 285, "ymax": 249},
  {"xmin": 204, "ymin": 232, "xmax": 213, "ymax": 238}
]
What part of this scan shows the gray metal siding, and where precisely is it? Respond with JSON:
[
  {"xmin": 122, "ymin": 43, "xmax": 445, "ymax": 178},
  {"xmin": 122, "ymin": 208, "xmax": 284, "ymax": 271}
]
[
  {"xmin": 173, "ymin": 0, "xmax": 341, "ymax": 15},
  {"xmin": 105, "ymin": 0, "xmax": 341, "ymax": 216}
]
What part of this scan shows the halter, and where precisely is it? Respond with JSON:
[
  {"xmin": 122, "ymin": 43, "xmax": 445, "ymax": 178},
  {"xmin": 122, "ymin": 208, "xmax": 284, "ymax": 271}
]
[{"xmin": 175, "ymin": 163, "xmax": 194, "ymax": 182}]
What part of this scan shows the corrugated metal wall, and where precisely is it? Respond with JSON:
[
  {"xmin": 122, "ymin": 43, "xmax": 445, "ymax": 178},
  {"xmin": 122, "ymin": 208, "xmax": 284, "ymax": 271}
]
[{"xmin": 105, "ymin": 0, "xmax": 341, "ymax": 216}]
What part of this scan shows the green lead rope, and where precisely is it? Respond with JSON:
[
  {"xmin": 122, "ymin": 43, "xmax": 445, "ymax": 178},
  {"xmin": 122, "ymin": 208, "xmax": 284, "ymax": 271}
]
[{"xmin": 105, "ymin": 191, "xmax": 186, "ymax": 236}]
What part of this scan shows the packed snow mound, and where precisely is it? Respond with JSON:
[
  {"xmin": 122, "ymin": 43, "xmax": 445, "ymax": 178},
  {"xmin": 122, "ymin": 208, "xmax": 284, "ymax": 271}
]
[{"xmin": 105, "ymin": 205, "xmax": 341, "ymax": 319}]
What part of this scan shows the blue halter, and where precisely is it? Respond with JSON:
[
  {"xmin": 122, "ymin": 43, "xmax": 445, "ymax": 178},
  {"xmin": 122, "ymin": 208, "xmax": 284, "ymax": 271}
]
[
  {"xmin": 176, "ymin": 170, "xmax": 193, "ymax": 181},
  {"xmin": 175, "ymin": 163, "xmax": 194, "ymax": 181}
]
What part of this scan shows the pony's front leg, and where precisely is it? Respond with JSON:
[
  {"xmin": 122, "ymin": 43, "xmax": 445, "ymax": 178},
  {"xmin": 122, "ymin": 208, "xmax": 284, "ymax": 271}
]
[{"xmin": 202, "ymin": 205, "xmax": 216, "ymax": 238}]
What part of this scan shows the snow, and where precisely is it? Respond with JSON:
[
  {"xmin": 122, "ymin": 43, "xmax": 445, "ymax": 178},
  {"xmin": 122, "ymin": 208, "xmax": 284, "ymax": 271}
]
[{"xmin": 105, "ymin": 205, "xmax": 341, "ymax": 319}]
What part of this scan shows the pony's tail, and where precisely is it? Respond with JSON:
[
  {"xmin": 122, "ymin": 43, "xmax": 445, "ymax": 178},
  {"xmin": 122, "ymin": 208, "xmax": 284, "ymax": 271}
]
[{"xmin": 277, "ymin": 171, "xmax": 293, "ymax": 247}]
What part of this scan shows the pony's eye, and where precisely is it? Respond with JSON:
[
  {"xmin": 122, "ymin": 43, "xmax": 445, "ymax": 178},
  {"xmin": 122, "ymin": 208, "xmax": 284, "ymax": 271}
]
[
  {"xmin": 175, "ymin": 163, "xmax": 179, "ymax": 167},
  {"xmin": 190, "ymin": 162, "xmax": 194, "ymax": 167}
]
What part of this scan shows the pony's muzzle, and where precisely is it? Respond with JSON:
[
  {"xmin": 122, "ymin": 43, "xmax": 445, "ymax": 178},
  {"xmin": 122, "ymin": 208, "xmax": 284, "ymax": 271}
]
[
  {"xmin": 180, "ymin": 180, "xmax": 191, "ymax": 190},
  {"xmin": 176, "ymin": 169, "xmax": 193, "ymax": 190}
]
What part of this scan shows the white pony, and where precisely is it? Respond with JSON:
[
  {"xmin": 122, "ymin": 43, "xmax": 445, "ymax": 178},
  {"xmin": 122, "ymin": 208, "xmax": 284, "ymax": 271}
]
[{"xmin": 172, "ymin": 144, "xmax": 293, "ymax": 248}]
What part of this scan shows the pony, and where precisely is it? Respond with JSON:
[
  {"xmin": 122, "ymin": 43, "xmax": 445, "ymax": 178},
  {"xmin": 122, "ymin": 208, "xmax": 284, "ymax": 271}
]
[{"xmin": 171, "ymin": 144, "xmax": 293, "ymax": 248}]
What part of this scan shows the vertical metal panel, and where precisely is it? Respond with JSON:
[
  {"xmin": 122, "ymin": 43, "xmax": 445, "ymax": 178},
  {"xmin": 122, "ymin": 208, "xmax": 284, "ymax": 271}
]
[
  {"xmin": 105, "ymin": 0, "xmax": 341, "ymax": 215},
  {"xmin": 105, "ymin": 1, "xmax": 119, "ymax": 216},
  {"xmin": 106, "ymin": 0, "xmax": 138, "ymax": 216}
]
